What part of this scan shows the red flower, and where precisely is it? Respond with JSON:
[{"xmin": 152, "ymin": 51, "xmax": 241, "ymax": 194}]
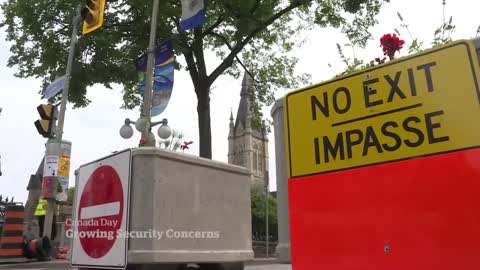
[
  {"xmin": 380, "ymin": 33, "xmax": 405, "ymax": 60},
  {"xmin": 180, "ymin": 141, "xmax": 193, "ymax": 151},
  {"xmin": 139, "ymin": 138, "xmax": 147, "ymax": 145}
]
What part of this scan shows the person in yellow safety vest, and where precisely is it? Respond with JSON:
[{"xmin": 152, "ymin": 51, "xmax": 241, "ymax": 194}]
[{"xmin": 34, "ymin": 198, "xmax": 58, "ymax": 240}]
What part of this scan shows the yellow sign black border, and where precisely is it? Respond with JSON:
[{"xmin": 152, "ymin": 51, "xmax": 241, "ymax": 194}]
[{"xmin": 285, "ymin": 40, "xmax": 480, "ymax": 178}]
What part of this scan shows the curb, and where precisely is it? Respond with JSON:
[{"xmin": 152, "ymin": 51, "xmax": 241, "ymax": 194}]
[
  {"xmin": 245, "ymin": 258, "xmax": 285, "ymax": 265},
  {"xmin": 0, "ymin": 259, "xmax": 289, "ymax": 268},
  {"xmin": 0, "ymin": 259, "xmax": 66, "ymax": 268},
  {"xmin": 0, "ymin": 258, "xmax": 36, "ymax": 265}
]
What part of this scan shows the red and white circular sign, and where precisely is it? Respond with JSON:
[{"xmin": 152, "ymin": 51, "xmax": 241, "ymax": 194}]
[{"xmin": 78, "ymin": 165, "xmax": 124, "ymax": 259}]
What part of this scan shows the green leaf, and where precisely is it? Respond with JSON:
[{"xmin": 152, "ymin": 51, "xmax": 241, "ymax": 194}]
[{"xmin": 0, "ymin": 0, "xmax": 387, "ymax": 158}]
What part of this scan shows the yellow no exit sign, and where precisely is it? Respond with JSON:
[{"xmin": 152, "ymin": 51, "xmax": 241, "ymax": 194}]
[{"xmin": 285, "ymin": 40, "xmax": 480, "ymax": 178}]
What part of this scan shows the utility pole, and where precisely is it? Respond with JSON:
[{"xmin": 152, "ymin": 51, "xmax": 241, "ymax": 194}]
[
  {"xmin": 42, "ymin": 7, "xmax": 81, "ymax": 240},
  {"xmin": 140, "ymin": 0, "xmax": 160, "ymax": 142}
]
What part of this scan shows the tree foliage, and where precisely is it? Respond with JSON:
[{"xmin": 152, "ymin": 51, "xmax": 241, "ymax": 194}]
[
  {"xmin": 1, "ymin": 0, "xmax": 389, "ymax": 158},
  {"xmin": 251, "ymin": 183, "xmax": 277, "ymax": 237}
]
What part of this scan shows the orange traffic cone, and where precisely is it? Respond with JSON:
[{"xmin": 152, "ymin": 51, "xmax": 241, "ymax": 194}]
[{"xmin": 24, "ymin": 236, "xmax": 52, "ymax": 261}]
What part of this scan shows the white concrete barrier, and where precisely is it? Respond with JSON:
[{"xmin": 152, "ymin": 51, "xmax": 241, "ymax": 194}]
[
  {"xmin": 128, "ymin": 148, "xmax": 254, "ymax": 264},
  {"xmin": 271, "ymin": 98, "xmax": 291, "ymax": 263}
]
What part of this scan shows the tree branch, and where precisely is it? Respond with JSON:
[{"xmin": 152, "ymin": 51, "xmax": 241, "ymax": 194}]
[
  {"xmin": 249, "ymin": 0, "xmax": 261, "ymax": 14},
  {"xmin": 200, "ymin": 15, "xmax": 224, "ymax": 39},
  {"xmin": 208, "ymin": 0, "xmax": 312, "ymax": 84},
  {"xmin": 170, "ymin": 15, "xmax": 192, "ymax": 54},
  {"xmin": 193, "ymin": 28, "xmax": 208, "ymax": 82},
  {"xmin": 210, "ymin": 32, "xmax": 261, "ymax": 84}
]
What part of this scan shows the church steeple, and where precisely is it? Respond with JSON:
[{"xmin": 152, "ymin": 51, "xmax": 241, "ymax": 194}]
[
  {"xmin": 236, "ymin": 72, "xmax": 254, "ymax": 132},
  {"xmin": 228, "ymin": 109, "xmax": 234, "ymax": 137},
  {"xmin": 241, "ymin": 72, "xmax": 252, "ymax": 96},
  {"xmin": 228, "ymin": 71, "xmax": 269, "ymax": 185}
]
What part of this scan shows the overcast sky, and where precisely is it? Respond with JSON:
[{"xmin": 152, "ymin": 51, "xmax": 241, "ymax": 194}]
[{"xmin": 1, "ymin": 0, "xmax": 479, "ymax": 203}]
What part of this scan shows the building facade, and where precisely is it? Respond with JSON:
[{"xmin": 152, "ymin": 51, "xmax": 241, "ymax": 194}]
[{"xmin": 228, "ymin": 73, "xmax": 269, "ymax": 186}]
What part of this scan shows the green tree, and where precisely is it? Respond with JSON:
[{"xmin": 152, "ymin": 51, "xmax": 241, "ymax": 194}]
[
  {"xmin": 251, "ymin": 183, "xmax": 277, "ymax": 238},
  {"xmin": 0, "ymin": 0, "xmax": 389, "ymax": 159}
]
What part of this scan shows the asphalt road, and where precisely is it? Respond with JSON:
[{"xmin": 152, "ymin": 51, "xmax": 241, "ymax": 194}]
[{"xmin": 0, "ymin": 260, "xmax": 293, "ymax": 270}]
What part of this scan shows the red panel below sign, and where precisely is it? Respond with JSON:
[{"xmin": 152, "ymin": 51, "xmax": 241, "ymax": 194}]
[{"xmin": 289, "ymin": 148, "xmax": 480, "ymax": 270}]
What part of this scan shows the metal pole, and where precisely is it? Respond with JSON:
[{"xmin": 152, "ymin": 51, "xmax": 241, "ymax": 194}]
[
  {"xmin": 265, "ymin": 179, "xmax": 269, "ymax": 258},
  {"xmin": 141, "ymin": 0, "xmax": 160, "ymax": 142},
  {"xmin": 263, "ymin": 127, "xmax": 269, "ymax": 258},
  {"xmin": 43, "ymin": 7, "xmax": 80, "ymax": 239},
  {"xmin": 56, "ymin": 8, "xmax": 80, "ymax": 141}
]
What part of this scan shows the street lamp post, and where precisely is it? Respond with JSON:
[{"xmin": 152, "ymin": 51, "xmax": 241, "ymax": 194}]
[
  {"xmin": 139, "ymin": 0, "xmax": 160, "ymax": 142},
  {"xmin": 120, "ymin": 0, "xmax": 166, "ymax": 146},
  {"xmin": 120, "ymin": 118, "xmax": 172, "ymax": 145}
]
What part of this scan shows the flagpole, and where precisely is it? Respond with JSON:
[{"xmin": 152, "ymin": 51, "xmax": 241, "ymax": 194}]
[{"xmin": 141, "ymin": 0, "xmax": 160, "ymax": 143}]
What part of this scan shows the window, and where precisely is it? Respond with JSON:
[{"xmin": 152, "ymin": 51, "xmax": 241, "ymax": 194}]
[
  {"xmin": 253, "ymin": 144, "xmax": 258, "ymax": 171},
  {"xmin": 259, "ymin": 153, "xmax": 263, "ymax": 172},
  {"xmin": 252, "ymin": 152, "xmax": 257, "ymax": 171}
]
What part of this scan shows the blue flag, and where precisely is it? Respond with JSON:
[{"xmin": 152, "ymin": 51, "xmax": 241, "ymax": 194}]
[
  {"xmin": 179, "ymin": 0, "xmax": 206, "ymax": 32},
  {"xmin": 136, "ymin": 40, "xmax": 175, "ymax": 117}
]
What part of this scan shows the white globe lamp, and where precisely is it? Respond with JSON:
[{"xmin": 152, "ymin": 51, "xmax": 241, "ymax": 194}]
[
  {"xmin": 119, "ymin": 124, "xmax": 134, "ymax": 139},
  {"xmin": 158, "ymin": 123, "xmax": 172, "ymax": 139},
  {"xmin": 135, "ymin": 117, "xmax": 150, "ymax": 132}
]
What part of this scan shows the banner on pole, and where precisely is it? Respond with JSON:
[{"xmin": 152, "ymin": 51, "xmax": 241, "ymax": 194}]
[
  {"xmin": 136, "ymin": 40, "xmax": 175, "ymax": 117},
  {"xmin": 179, "ymin": 0, "xmax": 206, "ymax": 32}
]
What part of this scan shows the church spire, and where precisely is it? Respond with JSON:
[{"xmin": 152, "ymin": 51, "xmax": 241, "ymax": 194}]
[
  {"xmin": 229, "ymin": 108, "xmax": 234, "ymax": 137},
  {"xmin": 241, "ymin": 72, "xmax": 252, "ymax": 96},
  {"xmin": 227, "ymin": 70, "xmax": 270, "ymax": 185},
  {"xmin": 235, "ymin": 72, "xmax": 254, "ymax": 131}
]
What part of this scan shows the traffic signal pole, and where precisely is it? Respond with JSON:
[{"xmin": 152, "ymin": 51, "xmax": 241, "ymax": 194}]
[
  {"xmin": 42, "ymin": 7, "xmax": 81, "ymax": 240},
  {"xmin": 56, "ymin": 7, "xmax": 81, "ymax": 141}
]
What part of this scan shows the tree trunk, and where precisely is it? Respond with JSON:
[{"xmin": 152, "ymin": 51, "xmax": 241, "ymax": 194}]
[{"xmin": 196, "ymin": 85, "xmax": 212, "ymax": 159}]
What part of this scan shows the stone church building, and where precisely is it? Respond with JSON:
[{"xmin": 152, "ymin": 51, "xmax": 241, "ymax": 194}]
[{"xmin": 228, "ymin": 73, "xmax": 269, "ymax": 186}]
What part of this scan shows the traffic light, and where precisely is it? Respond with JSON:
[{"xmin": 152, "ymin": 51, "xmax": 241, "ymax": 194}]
[
  {"xmin": 80, "ymin": 0, "xmax": 106, "ymax": 35},
  {"xmin": 34, "ymin": 104, "xmax": 58, "ymax": 138}
]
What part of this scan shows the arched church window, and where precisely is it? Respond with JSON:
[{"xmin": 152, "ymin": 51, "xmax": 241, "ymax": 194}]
[{"xmin": 259, "ymin": 152, "xmax": 263, "ymax": 172}]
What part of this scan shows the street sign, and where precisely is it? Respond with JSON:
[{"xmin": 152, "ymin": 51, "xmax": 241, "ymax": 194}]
[
  {"xmin": 71, "ymin": 149, "xmax": 131, "ymax": 269},
  {"xmin": 285, "ymin": 40, "xmax": 480, "ymax": 178},
  {"xmin": 43, "ymin": 76, "xmax": 66, "ymax": 99},
  {"xmin": 284, "ymin": 40, "xmax": 480, "ymax": 270}
]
